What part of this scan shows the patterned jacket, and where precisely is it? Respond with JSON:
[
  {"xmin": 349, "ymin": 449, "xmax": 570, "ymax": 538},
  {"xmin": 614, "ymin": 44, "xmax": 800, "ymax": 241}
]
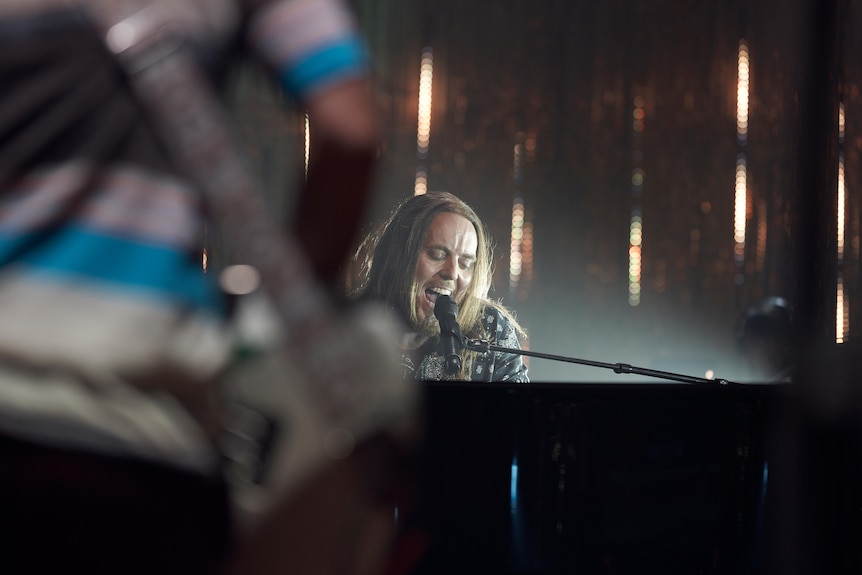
[{"xmin": 405, "ymin": 306, "xmax": 529, "ymax": 383}]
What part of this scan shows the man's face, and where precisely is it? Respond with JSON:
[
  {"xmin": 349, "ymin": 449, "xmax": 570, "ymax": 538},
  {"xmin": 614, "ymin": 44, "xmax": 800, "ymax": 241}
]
[{"xmin": 413, "ymin": 212, "xmax": 478, "ymax": 326}]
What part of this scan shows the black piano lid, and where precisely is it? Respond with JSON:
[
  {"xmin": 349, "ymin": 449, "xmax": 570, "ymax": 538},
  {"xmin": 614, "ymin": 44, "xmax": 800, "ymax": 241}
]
[{"xmin": 409, "ymin": 380, "xmax": 792, "ymax": 575}]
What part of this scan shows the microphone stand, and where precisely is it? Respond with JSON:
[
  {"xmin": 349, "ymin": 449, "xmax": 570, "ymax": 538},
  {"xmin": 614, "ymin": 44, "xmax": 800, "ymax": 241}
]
[{"xmin": 463, "ymin": 338, "xmax": 739, "ymax": 386}]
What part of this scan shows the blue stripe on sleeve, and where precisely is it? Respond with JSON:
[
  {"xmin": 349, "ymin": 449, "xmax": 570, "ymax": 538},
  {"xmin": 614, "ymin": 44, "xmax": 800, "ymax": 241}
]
[
  {"xmin": 279, "ymin": 38, "xmax": 368, "ymax": 97},
  {"xmin": 0, "ymin": 226, "xmax": 225, "ymax": 315}
]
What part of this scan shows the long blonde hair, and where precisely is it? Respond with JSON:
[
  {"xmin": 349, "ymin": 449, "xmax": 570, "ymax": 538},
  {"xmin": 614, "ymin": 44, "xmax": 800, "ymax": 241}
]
[{"xmin": 349, "ymin": 192, "xmax": 525, "ymax": 376}]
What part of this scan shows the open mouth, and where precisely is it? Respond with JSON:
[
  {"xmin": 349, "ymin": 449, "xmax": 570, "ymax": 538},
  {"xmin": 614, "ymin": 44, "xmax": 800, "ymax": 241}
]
[{"xmin": 424, "ymin": 286, "xmax": 453, "ymax": 305}]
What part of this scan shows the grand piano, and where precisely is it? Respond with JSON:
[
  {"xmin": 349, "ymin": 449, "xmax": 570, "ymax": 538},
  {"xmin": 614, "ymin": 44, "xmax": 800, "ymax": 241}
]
[{"xmin": 406, "ymin": 380, "xmax": 857, "ymax": 575}]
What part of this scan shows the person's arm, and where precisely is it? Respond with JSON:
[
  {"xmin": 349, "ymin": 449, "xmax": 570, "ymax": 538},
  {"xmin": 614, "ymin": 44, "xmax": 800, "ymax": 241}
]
[
  {"xmin": 247, "ymin": 0, "xmax": 381, "ymax": 288},
  {"xmin": 294, "ymin": 78, "xmax": 380, "ymax": 287},
  {"xmin": 491, "ymin": 309, "xmax": 530, "ymax": 383}
]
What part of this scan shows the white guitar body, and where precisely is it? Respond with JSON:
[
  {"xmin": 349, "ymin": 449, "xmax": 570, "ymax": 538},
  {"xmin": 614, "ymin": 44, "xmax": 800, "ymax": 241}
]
[{"xmin": 219, "ymin": 293, "xmax": 417, "ymax": 533}]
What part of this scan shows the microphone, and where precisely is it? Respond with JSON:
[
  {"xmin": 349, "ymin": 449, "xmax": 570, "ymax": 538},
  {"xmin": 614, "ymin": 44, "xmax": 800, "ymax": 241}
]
[{"xmin": 433, "ymin": 295, "xmax": 464, "ymax": 374}]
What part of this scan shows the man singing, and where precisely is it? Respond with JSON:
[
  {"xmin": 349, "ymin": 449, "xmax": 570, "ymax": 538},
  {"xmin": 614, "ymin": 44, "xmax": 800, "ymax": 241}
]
[{"xmin": 349, "ymin": 191, "xmax": 529, "ymax": 382}]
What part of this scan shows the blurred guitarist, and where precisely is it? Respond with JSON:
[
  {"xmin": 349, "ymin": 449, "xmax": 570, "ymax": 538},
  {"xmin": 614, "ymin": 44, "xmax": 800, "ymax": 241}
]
[{"xmin": 0, "ymin": 1, "xmax": 416, "ymax": 573}]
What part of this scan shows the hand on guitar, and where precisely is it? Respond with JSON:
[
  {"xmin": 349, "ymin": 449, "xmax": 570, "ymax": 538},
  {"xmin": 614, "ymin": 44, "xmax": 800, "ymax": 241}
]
[{"xmin": 222, "ymin": 295, "xmax": 421, "ymax": 575}]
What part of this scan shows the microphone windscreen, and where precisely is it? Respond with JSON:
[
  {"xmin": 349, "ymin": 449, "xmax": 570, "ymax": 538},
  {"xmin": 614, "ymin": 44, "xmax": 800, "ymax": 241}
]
[{"xmin": 434, "ymin": 294, "xmax": 458, "ymax": 321}]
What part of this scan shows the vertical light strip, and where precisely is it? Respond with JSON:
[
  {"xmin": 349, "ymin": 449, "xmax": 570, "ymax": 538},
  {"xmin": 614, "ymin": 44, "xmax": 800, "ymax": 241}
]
[
  {"xmin": 415, "ymin": 47, "xmax": 434, "ymax": 196},
  {"xmin": 522, "ymin": 220, "xmax": 534, "ymax": 286},
  {"xmin": 523, "ymin": 136, "xmax": 535, "ymax": 293},
  {"xmin": 629, "ymin": 215, "xmax": 643, "ymax": 306},
  {"xmin": 837, "ymin": 102, "xmax": 848, "ymax": 342},
  {"xmin": 629, "ymin": 96, "xmax": 645, "ymax": 306},
  {"xmin": 510, "ymin": 143, "xmax": 525, "ymax": 295},
  {"xmin": 416, "ymin": 47, "xmax": 433, "ymax": 157},
  {"xmin": 837, "ymin": 276, "xmax": 846, "ymax": 343},
  {"xmin": 510, "ymin": 193, "xmax": 524, "ymax": 297},
  {"xmin": 414, "ymin": 168, "xmax": 428, "ymax": 196},
  {"xmin": 304, "ymin": 112, "xmax": 310, "ymax": 180},
  {"xmin": 511, "ymin": 134, "xmax": 535, "ymax": 301},
  {"xmin": 838, "ymin": 104, "xmax": 846, "ymax": 261},
  {"xmin": 737, "ymin": 40, "xmax": 750, "ymax": 145},
  {"xmin": 734, "ymin": 39, "xmax": 750, "ymax": 282},
  {"xmin": 510, "ymin": 454, "xmax": 520, "ymax": 514},
  {"xmin": 734, "ymin": 157, "xmax": 747, "ymax": 264}
]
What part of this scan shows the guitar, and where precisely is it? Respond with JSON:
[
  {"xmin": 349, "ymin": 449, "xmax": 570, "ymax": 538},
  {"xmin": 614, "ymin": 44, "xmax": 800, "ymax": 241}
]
[{"xmin": 78, "ymin": 0, "xmax": 419, "ymax": 533}]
